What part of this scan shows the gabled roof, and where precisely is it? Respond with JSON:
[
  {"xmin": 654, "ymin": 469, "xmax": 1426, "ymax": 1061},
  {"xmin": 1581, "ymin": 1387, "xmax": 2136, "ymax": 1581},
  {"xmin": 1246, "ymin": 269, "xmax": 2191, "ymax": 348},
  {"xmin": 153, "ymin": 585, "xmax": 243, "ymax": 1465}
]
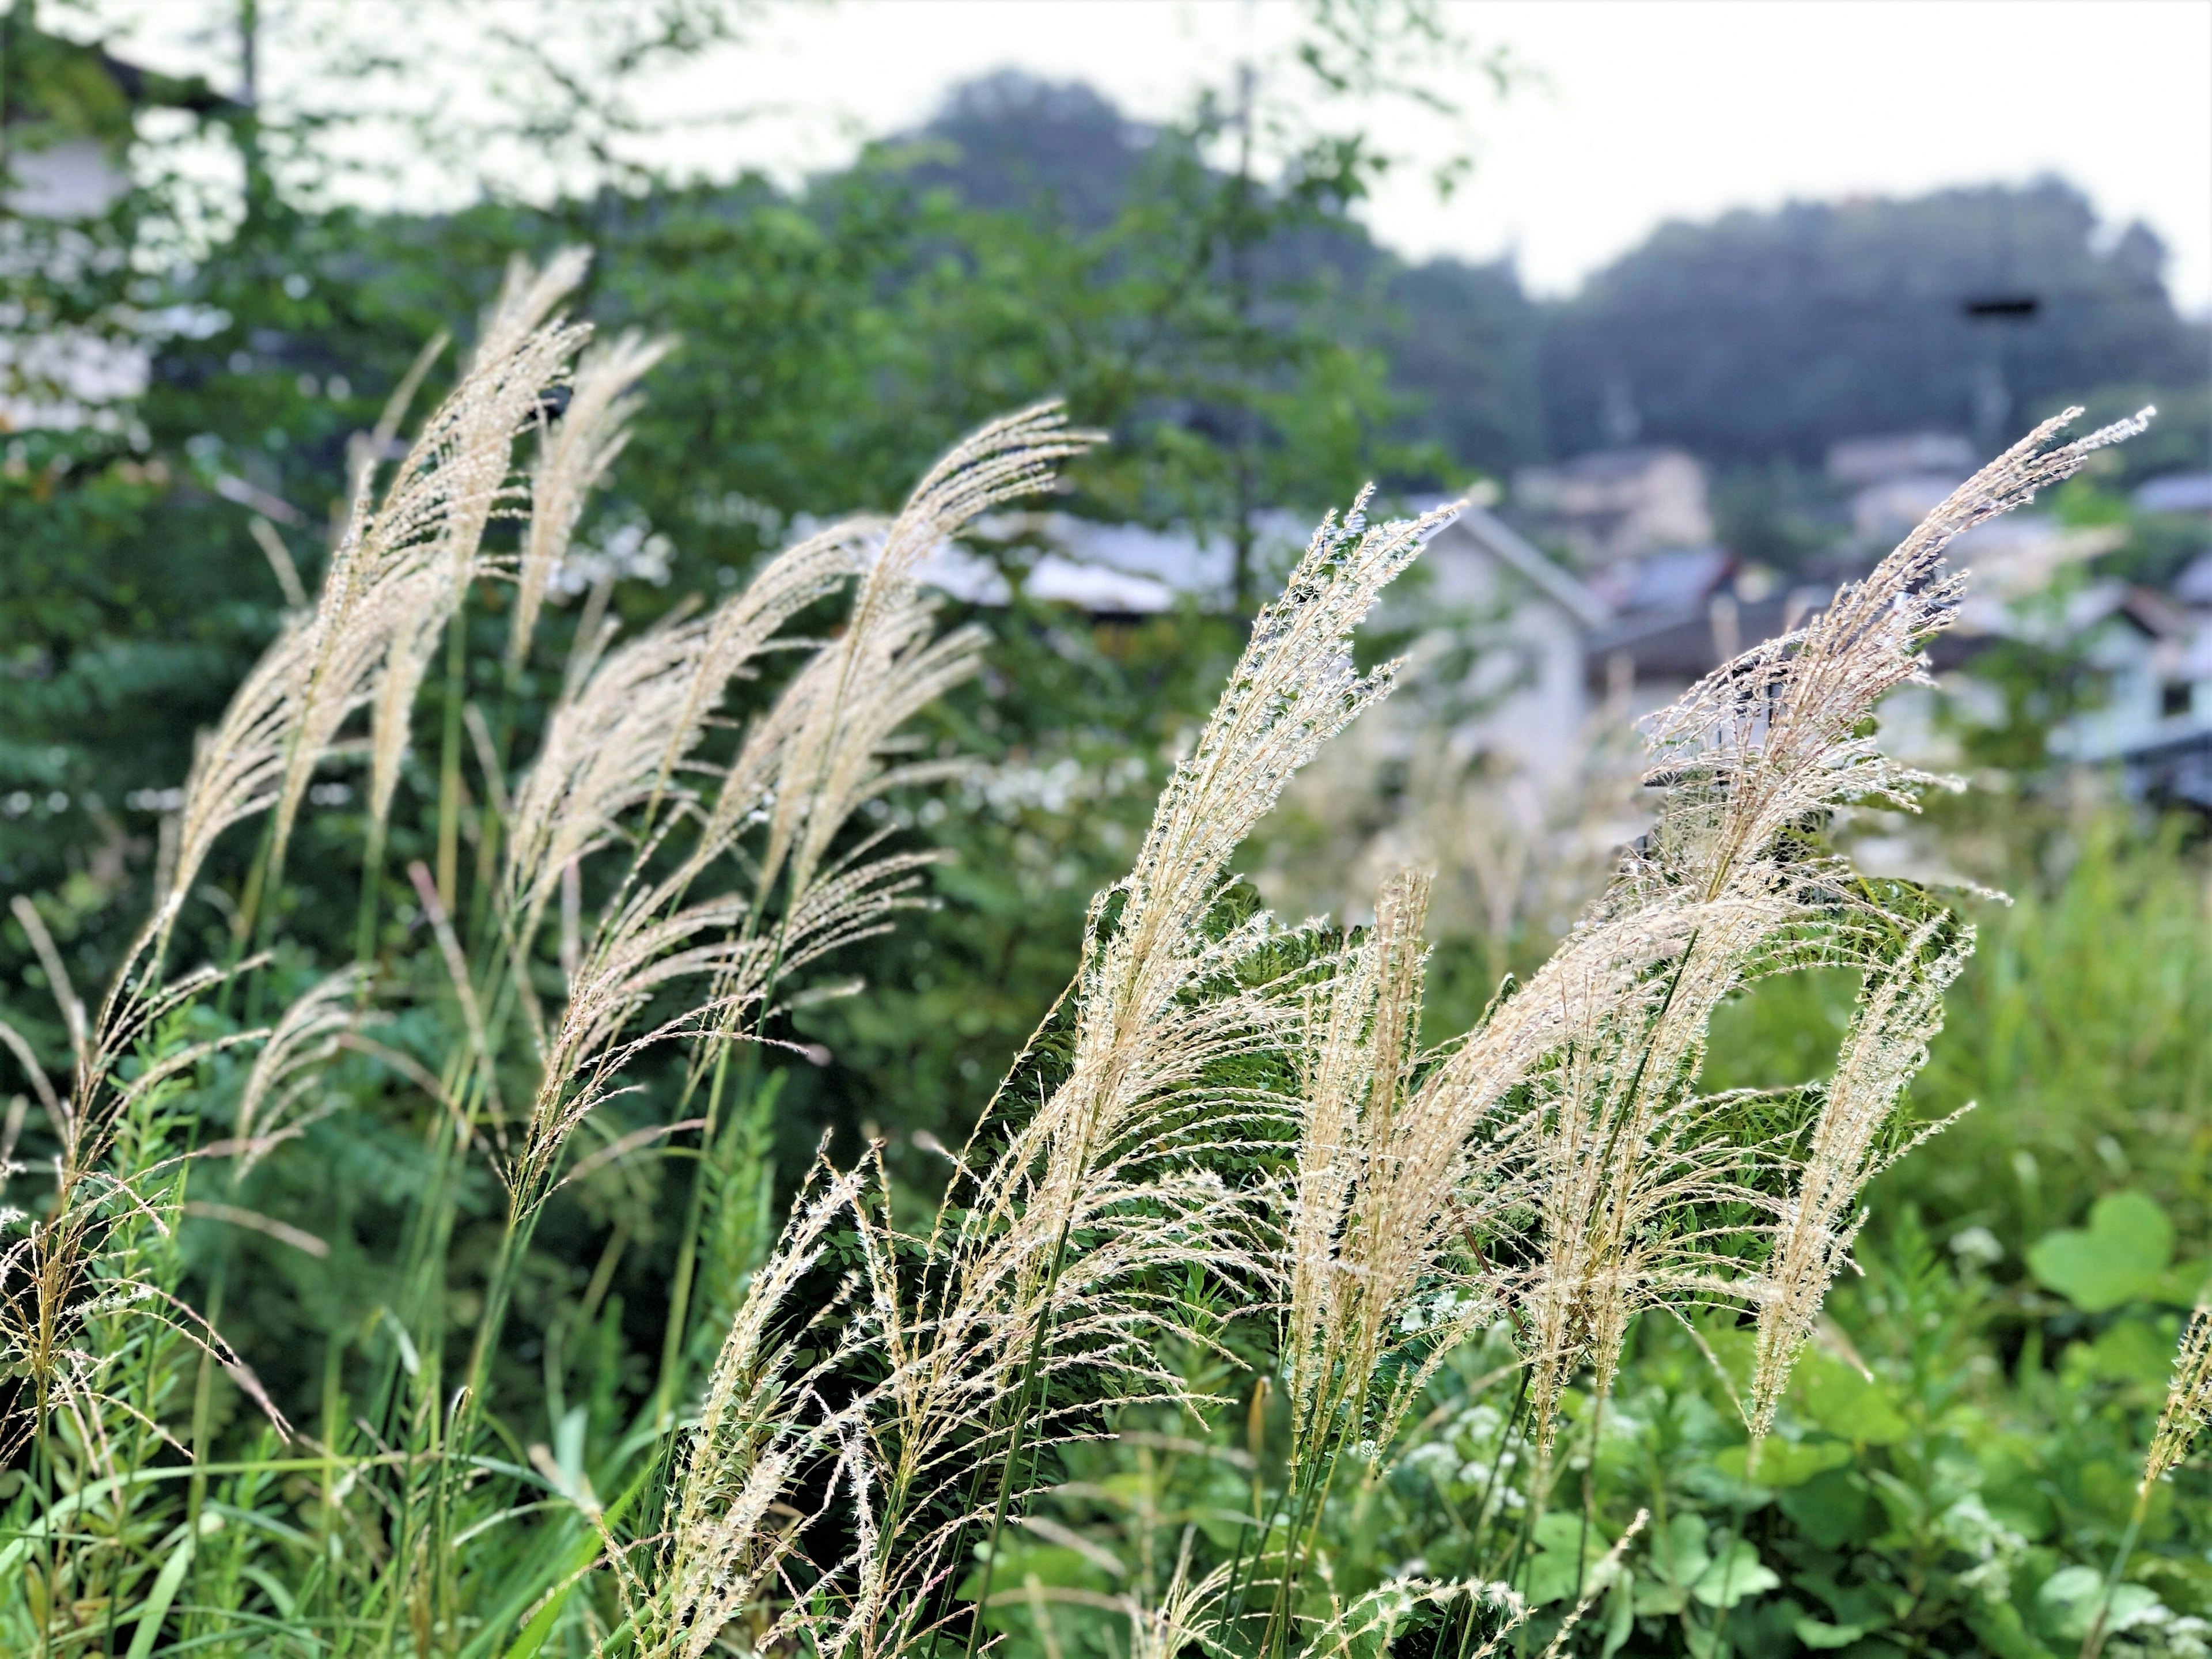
[{"xmin": 1438, "ymin": 505, "xmax": 1613, "ymax": 629}]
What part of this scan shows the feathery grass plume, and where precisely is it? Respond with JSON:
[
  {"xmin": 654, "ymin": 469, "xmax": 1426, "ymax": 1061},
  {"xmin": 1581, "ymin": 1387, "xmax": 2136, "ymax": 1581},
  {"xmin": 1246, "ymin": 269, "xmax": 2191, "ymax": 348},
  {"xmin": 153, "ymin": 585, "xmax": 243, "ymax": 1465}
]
[
  {"xmin": 1742, "ymin": 913, "xmax": 1971, "ymax": 1440},
  {"xmin": 133, "ymin": 259, "xmax": 590, "ymax": 972},
  {"xmin": 969, "ymin": 487, "xmax": 1461, "ymax": 1251},
  {"xmin": 638, "ymin": 487, "xmax": 1453, "ymax": 1659},
  {"xmin": 1282, "ymin": 869, "xmax": 1438, "ymax": 1489},
  {"xmin": 510, "ymin": 853, "xmax": 933, "ymax": 1217},
  {"xmin": 643, "ymin": 1164, "xmax": 875, "ymax": 1659},
  {"xmin": 1487, "ymin": 404, "xmax": 2156, "ymax": 1455},
  {"xmin": 2146, "ymin": 1299, "xmax": 2212, "ymax": 1491},
  {"xmin": 1643, "ymin": 404, "xmax": 2154, "ymax": 880},
  {"xmin": 506, "ymin": 411, "xmax": 1098, "ymax": 1230},
  {"xmin": 228, "ymin": 965, "xmax": 373, "ymax": 1175},
  {"xmin": 1260, "ymin": 868, "xmax": 1544, "ymax": 1654},
  {"xmin": 840, "ymin": 494, "xmax": 1459, "ymax": 1648},
  {"xmin": 756, "ymin": 403, "xmax": 1097, "ymax": 905},
  {"xmin": 148, "ymin": 625, "xmax": 315, "ymax": 963},
  {"xmin": 0, "ymin": 954, "xmax": 281, "ymax": 1468},
  {"xmin": 502, "ymin": 520, "xmax": 866, "ymax": 942},
  {"xmin": 365, "ymin": 253, "xmax": 593, "ymax": 831},
  {"xmin": 507, "ymin": 328, "xmax": 677, "ymax": 673}
]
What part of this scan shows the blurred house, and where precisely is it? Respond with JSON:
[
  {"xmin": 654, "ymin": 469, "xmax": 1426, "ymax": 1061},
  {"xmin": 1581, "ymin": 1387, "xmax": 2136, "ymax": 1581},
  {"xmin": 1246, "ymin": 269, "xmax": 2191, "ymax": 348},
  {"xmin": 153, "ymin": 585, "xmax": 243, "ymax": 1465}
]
[
  {"xmin": 1401, "ymin": 503, "xmax": 1615, "ymax": 784},
  {"xmin": 1, "ymin": 24, "xmax": 224, "ymax": 433},
  {"xmin": 1828, "ymin": 429, "xmax": 1976, "ymax": 541},
  {"xmin": 1511, "ymin": 446, "xmax": 1713, "ymax": 567},
  {"xmin": 1827, "ymin": 432, "xmax": 1979, "ymax": 485},
  {"xmin": 915, "ymin": 509, "xmax": 1311, "ymax": 614},
  {"xmin": 910, "ymin": 444, "xmax": 2212, "ymax": 814},
  {"xmin": 2134, "ymin": 473, "xmax": 2212, "ymax": 517},
  {"xmin": 2046, "ymin": 552, "xmax": 2212, "ymax": 809}
]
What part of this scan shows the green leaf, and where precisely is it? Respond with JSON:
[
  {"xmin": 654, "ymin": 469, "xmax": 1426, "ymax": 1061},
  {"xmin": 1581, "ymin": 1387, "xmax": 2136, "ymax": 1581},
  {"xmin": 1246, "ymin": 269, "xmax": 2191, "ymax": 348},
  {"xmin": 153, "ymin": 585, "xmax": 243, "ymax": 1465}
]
[
  {"xmin": 2036, "ymin": 1565, "xmax": 2163, "ymax": 1643},
  {"xmin": 1964, "ymin": 1598, "xmax": 2057, "ymax": 1659},
  {"xmin": 2084, "ymin": 1317, "xmax": 2183, "ymax": 1387},
  {"xmin": 1633, "ymin": 1514, "xmax": 1711, "ymax": 1614},
  {"xmin": 1600, "ymin": 1575, "xmax": 1635, "ymax": 1659},
  {"xmin": 2028, "ymin": 1192, "xmax": 2174, "ymax": 1312},
  {"xmin": 1691, "ymin": 1539, "xmax": 1779, "ymax": 1608},
  {"xmin": 1793, "ymin": 1352, "xmax": 1908, "ymax": 1445},
  {"xmin": 1793, "ymin": 1616, "xmax": 1870, "ymax": 1649},
  {"xmin": 1780, "ymin": 1471, "xmax": 1884, "ymax": 1549},
  {"xmin": 123, "ymin": 1528, "xmax": 195, "ymax": 1659},
  {"xmin": 2154, "ymin": 1257, "xmax": 2212, "ymax": 1308},
  {"xmin": 1714, "ymin": 1436, "xmax": 1852, "ymax": 1487},
  {"xmin": 1521, "ymin": 1511, "xmax": 1623, "ymax": 1607}
]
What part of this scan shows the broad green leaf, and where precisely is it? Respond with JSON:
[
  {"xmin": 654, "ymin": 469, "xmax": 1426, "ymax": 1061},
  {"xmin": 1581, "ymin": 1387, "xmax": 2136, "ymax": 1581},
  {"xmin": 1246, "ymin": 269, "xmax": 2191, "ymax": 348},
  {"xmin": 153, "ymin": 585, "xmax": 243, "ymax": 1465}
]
[
  {"xmin": 1964, "ymin": 1598, "xmax": 2055, "ymax": 1659},
  {"xmin": 1794, "ymin": 1616, "xmax": 1870, "ymax": 1649},
  {"xmin": 1521, "ymin": 1511, "xmax": 1623, "ymax": 1607},
  {"xmin": 2084, "ymin": 1317, "xmax": 2182, "ymax": 1387},
  {"xmin": 1715, "ymin": 1436, "xmax": 1852, "ymax": 1487},
  {"xmin": 1634, "ymin": 1513, "xmax": 1712, "ymax": 1614},
  {"xmin": 1691, "ymin": 1539, "xmax": 1779, "ymax": 1608},
  {"xmin": 1781, "ymin": 1470, "xmax": 1885, "ymax": 1549},
  {"xmin": 1793, "ymin": 1352, "xmax": 1908, "ymax": 1445},
  {"xmin": 2155, "ymin": 1257, "xmax": 2212, "ymax": 1308},
  {"xmin": 1600, "ymin": 1576, "xmax": 1635, "ymax": 1658},
  {"xmin": 2028, "ymin": 1192, "xmax": 2173, "ymax": 1312},
  {"xmin": 2036, "ymin": 1565, "xmax": 2163, "ymax": 1643}
]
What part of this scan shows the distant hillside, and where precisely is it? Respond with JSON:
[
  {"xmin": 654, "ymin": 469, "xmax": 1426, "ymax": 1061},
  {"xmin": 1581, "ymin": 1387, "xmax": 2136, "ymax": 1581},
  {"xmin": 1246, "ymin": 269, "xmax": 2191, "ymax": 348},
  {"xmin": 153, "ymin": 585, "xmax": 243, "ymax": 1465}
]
[
  {"xmin": 885, "ymin": 75, "xmax": 2209, "ymax": 477},
  {"xmin": 1543, "ymin": 180, "xmax": 2209, "ymax": 464}
]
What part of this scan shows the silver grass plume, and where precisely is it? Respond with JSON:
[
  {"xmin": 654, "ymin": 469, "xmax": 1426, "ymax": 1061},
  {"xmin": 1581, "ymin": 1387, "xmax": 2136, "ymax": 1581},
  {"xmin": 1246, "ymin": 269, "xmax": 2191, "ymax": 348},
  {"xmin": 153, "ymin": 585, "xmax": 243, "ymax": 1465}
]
[
  {"xmin": 502, "ymin": 520, "xmax": 866, "ymax": 944},
  {"xmin": 507, "ymin": 327, "xmax": 677, "ymax": 673},
  {"xmin": 1283, "ymin": 869, "xmax": 1442, "ymax": 1481},
  {"xmin": 1, "ymin": 268, "xmax": 592, "ymax": 1477},
  {"xmin": 366, "ymin": 251, "xmax": 592, "ymax": 829},
  {"xmin": 1506, "ymin": 404, "xmax": 2153, "ymax": 1452},
  {"xmin": 229, "ymin": 965, "xmax": 373, "ymax": 1175},
  {"xmin": 1642, "ymin": 404, "xmax": 2153, "ymax": 888},
  {"xmin": 507, "ymin": 410, "xmax": 1095, "ymax": 1222},
  {"xmin": 824, "ymin": 493, "xmax": 1457, "ymax": 1657},
  {"xmin": 1742, "ymin": 915, "xmax": 1970, "ymax": 1440},
  {"xmin": 756, "ymin": 404, "xmax": 1097, "ymax": 906},
  {"xmin": 648, "ymin": 486, "xmax": 1452, "ymax": 1659},
  {"xmin": 2145, "ymin": 1299, "xmax": 2211, "ymax": 1492},
  {"xmin": 141, "ymin": 258, "xmax": 589, "ymax": 969},
  {"xmin": 0, "ymin": 952, "xmax": 284, "ymax": 1466},
  {"xmin": 978, "ymin": 488, "xmax": 1461, "ymax": 1257},
  {"xmin": 646, "ymin": 1165, "xmax": 876, "ymax": 1659}
]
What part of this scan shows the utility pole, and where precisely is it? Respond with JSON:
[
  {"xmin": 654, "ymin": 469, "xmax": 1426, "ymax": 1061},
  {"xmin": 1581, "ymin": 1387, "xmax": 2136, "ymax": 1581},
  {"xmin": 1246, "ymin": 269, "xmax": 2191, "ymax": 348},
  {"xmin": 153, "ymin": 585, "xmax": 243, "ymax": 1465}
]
[
  {"xmin": 1229, "ymin": 47, "xmax": 1257, "ymax": 616},
  {"xmin": 0, "ymin": 2, "xmax": 22, "ymax": 193},
  {"xmin": 238, "ymin": 0, "xmax": 267, "ymax": 228}
]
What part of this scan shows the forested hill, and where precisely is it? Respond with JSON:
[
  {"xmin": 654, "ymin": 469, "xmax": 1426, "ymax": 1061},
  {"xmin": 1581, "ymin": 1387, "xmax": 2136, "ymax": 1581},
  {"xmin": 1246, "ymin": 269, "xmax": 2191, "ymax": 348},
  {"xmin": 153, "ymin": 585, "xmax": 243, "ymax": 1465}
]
[
  {"xmin": 1542, "ymin": 181, "xmax": 2208, "ymax": 464},
  {"xmin": 896, "ymin": 73, "xmax": 2207, "ymax": 474}
]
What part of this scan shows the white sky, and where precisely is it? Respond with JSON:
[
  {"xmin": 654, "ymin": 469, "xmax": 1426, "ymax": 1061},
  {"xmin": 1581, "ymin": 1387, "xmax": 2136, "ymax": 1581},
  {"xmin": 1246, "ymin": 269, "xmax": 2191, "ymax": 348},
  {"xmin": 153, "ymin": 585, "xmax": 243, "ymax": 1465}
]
[
  {"xmin": 705, "ymin": 0, "xmax": 2212, "ymax": 312},
  {"xmin": 93, "ymin": 0, "xmax": 2212, "ymax": 313}
]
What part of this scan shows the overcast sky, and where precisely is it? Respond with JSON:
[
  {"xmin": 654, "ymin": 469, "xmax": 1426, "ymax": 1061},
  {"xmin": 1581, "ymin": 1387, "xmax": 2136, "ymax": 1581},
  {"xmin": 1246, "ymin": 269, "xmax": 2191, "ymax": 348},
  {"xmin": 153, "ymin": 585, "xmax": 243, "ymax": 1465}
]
[{"xmin": 100, "ymin": 0, "xmax": 2212, "ymax": 314}]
